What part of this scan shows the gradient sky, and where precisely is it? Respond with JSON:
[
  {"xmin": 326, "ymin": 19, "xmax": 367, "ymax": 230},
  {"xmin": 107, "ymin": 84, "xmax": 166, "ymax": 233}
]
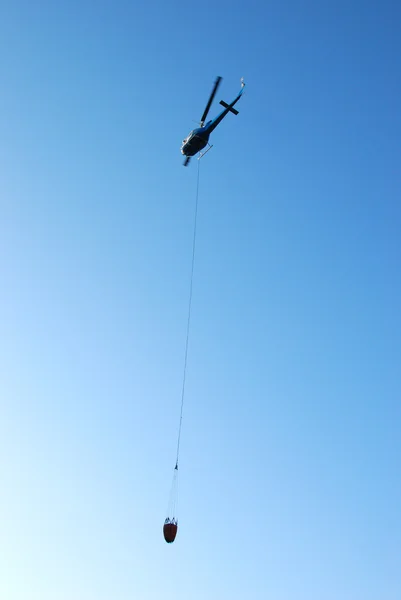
[{"xmin": 1, "ymin": 1, "xmax": 400, "ymax": 599}]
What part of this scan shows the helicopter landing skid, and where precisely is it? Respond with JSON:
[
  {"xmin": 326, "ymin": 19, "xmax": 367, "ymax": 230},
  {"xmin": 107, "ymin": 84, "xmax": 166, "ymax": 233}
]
[{"xmin": 198, "ymin": 144, "xmax": 213, "ymax": 160}]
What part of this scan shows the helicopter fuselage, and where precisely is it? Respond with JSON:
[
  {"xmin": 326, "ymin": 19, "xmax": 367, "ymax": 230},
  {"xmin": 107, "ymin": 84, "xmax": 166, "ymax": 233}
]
[
  {"xmin": 180, "ymin": 111, "xmax": 232, "ymax": 157},
  {"xmin": 181, "ymin": 127, "xmax": 210, "ymax": 157}
]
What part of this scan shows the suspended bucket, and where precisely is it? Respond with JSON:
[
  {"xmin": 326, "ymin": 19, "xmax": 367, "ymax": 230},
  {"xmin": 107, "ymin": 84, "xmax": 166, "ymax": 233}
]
[
  {"xmin": 163, "ymin": 518, "xmax": 178, "ymax": 543},
  {"xmin": 163, "ymin": 466, "xmax": 179, "ymax": 543}
]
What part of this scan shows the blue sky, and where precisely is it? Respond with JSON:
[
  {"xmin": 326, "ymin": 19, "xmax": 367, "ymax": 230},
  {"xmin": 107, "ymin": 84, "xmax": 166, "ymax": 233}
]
[{"xmin": 1, "ymin": 1, "xmax": 400, "ymax": 598}]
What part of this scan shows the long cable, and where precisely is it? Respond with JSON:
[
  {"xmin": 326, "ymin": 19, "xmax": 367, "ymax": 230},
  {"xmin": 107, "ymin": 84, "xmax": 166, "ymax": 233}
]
[{"xmin": 175, "ymin": 159, "xmax": 200, "ymax": 470}]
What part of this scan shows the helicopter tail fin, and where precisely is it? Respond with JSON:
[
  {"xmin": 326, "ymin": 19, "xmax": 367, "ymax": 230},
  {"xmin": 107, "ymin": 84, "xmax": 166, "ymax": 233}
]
[{"xmin": 219, "ymin": 100, "xmax": 239, "ymax": 115}]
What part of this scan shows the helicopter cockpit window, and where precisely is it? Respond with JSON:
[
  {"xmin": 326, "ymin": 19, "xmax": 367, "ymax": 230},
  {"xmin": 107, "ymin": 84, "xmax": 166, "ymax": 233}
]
[{"xmin": 182, "ymin": 131, "xmax": 194, "ymax": 145}]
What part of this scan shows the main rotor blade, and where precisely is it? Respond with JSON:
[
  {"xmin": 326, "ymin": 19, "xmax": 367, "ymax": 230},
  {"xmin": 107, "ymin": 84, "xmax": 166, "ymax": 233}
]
[{"xmin": 200, "ymin": 76, "xmax": 222, "ymax": 126}]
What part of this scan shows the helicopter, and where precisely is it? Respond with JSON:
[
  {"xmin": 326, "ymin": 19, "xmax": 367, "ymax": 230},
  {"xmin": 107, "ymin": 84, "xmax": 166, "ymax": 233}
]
[{"xmin": 181, "ymin": 76, "xmax": 245, "ymax": 166}]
